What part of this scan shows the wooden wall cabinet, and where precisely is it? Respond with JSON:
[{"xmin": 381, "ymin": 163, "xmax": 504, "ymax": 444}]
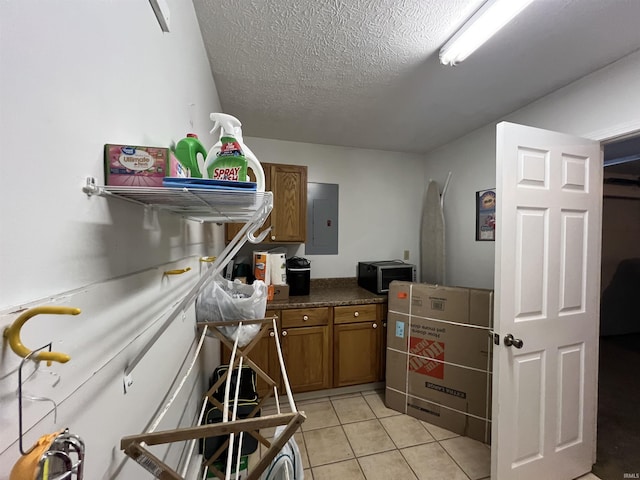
[
  {"xmin": 280, "ymin": 307, "xmax": 332, "ymax": 393},
  {"xmin": 226, "ymin": 163, "xmax": 307, "ymax": 243},
  {"xmin": 333, "ymin": 304, "xmax": 382, "ymax": 387}
]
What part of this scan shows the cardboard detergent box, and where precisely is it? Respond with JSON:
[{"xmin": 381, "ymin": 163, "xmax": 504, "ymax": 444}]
[
  {"xmin": 104, "ymin": 144, "xmax": 173, "ymax": 187},
  {"xmin": 385, "ymin": 281, "xmax": 494, "ymax": 443}
]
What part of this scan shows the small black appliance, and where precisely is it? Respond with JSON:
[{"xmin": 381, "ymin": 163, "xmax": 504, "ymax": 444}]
[{"xmin": 286, "ymin": 257, "xmax": 311, "ymax": 296}]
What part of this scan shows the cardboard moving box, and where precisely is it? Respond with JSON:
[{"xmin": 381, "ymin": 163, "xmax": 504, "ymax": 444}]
[{"xmin": 385, "ymin": 281, "xmax": 494, "ymax": 444}]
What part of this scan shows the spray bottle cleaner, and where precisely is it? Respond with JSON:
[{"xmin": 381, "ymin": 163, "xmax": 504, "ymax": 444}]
[
  {"xmin": 204, "ymin": 113, "xmax": 265, "ymax": 191},
  {"xmin": 174, "ymin": 133, "xmax": 207, "ymax": 178}
]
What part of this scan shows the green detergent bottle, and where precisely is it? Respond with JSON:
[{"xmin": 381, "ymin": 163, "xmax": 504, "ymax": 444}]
[{"xmin": 174, "ymin": 133, "xmax": 207, "ymax": 178}]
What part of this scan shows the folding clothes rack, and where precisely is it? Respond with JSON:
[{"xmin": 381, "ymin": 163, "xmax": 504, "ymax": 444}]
[{"xmin": 120, "ymin": 317, "xmax": 306, "ymax": 480}]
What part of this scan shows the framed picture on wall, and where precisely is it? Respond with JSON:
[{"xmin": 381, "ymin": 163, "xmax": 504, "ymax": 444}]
[{"xmin": 476, "ymin": 188, "xmax": 496, "ymax": 241}]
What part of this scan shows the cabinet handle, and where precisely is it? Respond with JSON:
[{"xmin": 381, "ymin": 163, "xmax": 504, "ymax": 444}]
[
  {"xmin": 271, "ymin": 235, "xmax": 276, "ymax": 240},
  {"xmin": 373, "ymin": 323, "xmax": 378, "ymax": 329},
  {"xmin": 282, "ymin": 330, "xmax": 288, "ymax": 336},
  {"xmin": 354, "ymin": 311, "xmax": 359, "ymax": 317},
  {"xmin": 270, "ymin": 331, "xmax": 275, "ymax": 337},
  {"xmin": 383, "ymin": 322, "xmax": 387, "ymax": 328},
  {"xmin": 303, "ymin": 315, "xmax": 309, "ymax": 321}
]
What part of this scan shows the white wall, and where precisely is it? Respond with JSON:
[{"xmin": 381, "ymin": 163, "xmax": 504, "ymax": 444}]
[
  {"xmin": 414, "ymin": 126, "xmax": 497, "ymax": 289},
  {"xmin": 0, "ymin": 2, "xmax": 223, "ymax": 478},
  {"xmin": 241, "ymin": 137, "xmax": 428, "ymax": 279},
  {"xmin": 423, "ymin": 48, "xmax": 640, "ymax": 289}
]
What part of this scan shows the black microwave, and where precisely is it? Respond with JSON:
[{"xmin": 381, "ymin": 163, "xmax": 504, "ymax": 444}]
[{"xmin": 357, "ymin": 261, "xmax": 416, "ymax": 294}]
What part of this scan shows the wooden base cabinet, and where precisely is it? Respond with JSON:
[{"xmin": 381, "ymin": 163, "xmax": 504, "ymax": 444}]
[
  {"xmin": 333, "ymin": 304, "xmax": 382, "ymax": 387},
  {"xmin": 280, "ymin": 307, "xmax": 332, "ymax": 393},
  {"xmin": 379, "ymin": 304, "xmax": 387, "ymax": 382},
  {"xmin": 220, "ymin": 302, "xmax": 387, "ymax": 396}
]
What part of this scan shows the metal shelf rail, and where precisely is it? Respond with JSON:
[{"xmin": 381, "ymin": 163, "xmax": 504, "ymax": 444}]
[{"xmin": 82, "ymin": 176, "xmax": 274, "ymax": 380}]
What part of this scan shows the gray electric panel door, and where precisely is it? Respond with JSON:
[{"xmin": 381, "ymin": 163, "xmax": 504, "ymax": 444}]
[{"xmin": 305, "ymin": 183, "xmax": 338, "ymax": 255}]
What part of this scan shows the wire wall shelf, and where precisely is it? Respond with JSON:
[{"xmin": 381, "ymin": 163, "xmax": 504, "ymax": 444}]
[{"xmin": 83, "ymin": 177, "xmax": 273, "ymax": 223}]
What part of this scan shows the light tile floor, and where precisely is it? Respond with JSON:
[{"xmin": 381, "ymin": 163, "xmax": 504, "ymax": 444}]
[{"xmin": 258, "ymin": 389, "xmax": 602, "ymax": 480}]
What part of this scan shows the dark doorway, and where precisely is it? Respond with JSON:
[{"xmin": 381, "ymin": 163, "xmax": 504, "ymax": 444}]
[{"xmin": 592, "ymin": 137, "xmax": 640, "ymax": 479}]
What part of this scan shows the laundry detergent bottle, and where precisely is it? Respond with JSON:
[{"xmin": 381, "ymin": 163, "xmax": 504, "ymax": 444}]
[
  {"xmin": 174, "ymin": 133, "xmax": 207, "ymax": 178},
  {"xmin": 204, "ymin": 113, "xmax": 265, "ymax": 191}
]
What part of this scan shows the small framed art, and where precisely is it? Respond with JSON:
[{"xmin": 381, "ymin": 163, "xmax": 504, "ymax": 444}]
[{"xmin": 476, "ymin": 189, "xmax": 496, "ymax": 241}]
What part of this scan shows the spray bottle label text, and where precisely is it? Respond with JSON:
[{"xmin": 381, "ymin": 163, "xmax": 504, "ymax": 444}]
[{"xmin": 213, "ymin": 166, "xmax": 242, "ymax": 181}]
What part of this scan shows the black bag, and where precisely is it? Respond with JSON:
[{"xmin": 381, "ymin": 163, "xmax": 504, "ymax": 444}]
[
  {"xmin": 201, "ymin": 365, "xmax": 260, "ymax": 463},
  {"xmin": 202, "ymin": 401, "xmax": 261, "ymax": 462},
  {"xmin": 209, "ymin": 364, "xmax": 258, "ymax": 403}
]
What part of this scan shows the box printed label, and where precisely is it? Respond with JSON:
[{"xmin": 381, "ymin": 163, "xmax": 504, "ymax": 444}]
[
  {"xmin": 426, "ymin": 382, "xmax": 467, "ymax": 399},
  {"xmin": 408, "ymin": 401, "xmax": 440, "ymax": 418},
  {"xmin": 430, "ymin": 298, "xmax": 446, "ymax": 311},
  {"xmin": 395, "ymin": 321, "xmax": 405, "ymax": 338},
  {"xmin": 409, "ymin": 337, "xmax": 445, "ymax": 379}
]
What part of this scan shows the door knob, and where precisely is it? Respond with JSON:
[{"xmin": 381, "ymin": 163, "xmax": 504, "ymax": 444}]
[{"xmin": 504, "ymin": 334, "xmax": 523, "ymax": 349}]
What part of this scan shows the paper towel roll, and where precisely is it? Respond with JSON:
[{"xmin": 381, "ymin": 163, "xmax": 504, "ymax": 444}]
[
  {"xmin": 269, "ymin": 253, "xmax": 287, "ymax": 285},
  {"xmin": 253, "ymin": 251, "xmax": 270, "ymax": 285}
]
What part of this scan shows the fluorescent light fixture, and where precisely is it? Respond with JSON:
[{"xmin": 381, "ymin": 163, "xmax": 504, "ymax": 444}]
[{"xmin": 439, "ymin": 0, "xmax": 535, "ymax": 66}]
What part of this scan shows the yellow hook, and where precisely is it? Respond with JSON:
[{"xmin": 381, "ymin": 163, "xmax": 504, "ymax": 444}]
[
  {"xmin": 163, "ymin": 267, "xmax": 192, "ymax": 275},
  {"xmin": 199, "ymin": 256, "xmax": 217, "ymax": 263},
  {"xmin": 3, "ymin": 306, "xmax": 81, "ymax": 365}
]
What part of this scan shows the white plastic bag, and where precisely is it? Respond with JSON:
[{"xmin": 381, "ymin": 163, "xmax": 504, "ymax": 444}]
[{"xmin": 196, "ymin": 275, "xmax": 268, "ymax": 347}]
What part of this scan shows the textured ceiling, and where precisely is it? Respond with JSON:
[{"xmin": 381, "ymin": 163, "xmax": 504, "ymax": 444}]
[{"xmin": 193, "ymin": 0, "xmax": 640, "ymax": 154}]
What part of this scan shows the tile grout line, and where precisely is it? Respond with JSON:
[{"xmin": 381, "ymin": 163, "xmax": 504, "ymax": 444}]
[
  {"xmin": 437, "ymin": 440, "xmax": 474, "ymax": 480},
  {"xmin": 304, "ymin": 392, "xmax": 361, "ymax": 472},
  {"xmin": 336, "ymin": 392, "xmax": 377, "ymax": 480},
  {"xmin": 334, "ymin": 392, "xmax": 366, "ymax": 477}
]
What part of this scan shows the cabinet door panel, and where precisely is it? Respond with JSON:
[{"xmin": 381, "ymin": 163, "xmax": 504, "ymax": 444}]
[
  {"xmin": 334, "ymin": 322, "xmax": 381, "ymax": 387},
  {"xmin": 225, "ymin": 163, "xmax": 307, "ymax": 243},
  {"xmin": 269, "ymin": 164, "xmax": 307, "ymax": 243},
  {"xmin": 225, "ymin": 163, "xmax": 272, "ymax": 242},
  {"xmin": 379, "ymin": 303, "xmax": 388, "ymax": 382},
  {"xmin": 282, "ymin": 326, "xmax": 330, "ymax": 393}
]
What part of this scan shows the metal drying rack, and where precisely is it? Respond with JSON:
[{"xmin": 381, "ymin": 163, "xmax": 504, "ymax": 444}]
[
  {"xmin": 120, "ymin": 317, "xmax": 306, "ymax": 480},
  {"xmin": 83, "ymin": 176, "xmax": 274, "ymax": 377}
]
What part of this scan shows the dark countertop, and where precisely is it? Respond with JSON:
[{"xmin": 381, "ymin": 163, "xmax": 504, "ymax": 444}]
[{"xmin": 267, "ymin": 277, "xmax": 387, "ymax": 309}]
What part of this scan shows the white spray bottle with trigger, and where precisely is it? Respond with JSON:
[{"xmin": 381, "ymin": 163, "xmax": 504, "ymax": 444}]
[{"xmin": 204, "ymin": 113, "xmax": 266, "ymax": 192}]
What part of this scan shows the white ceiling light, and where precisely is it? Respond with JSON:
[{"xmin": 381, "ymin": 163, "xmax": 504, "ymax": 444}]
[{"xmin": 439, "ymin": 0, "xmax": 535, "ymax": 66}]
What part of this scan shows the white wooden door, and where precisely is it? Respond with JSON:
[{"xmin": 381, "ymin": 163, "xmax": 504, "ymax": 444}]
[{"xmin": 492, "ymin": 122, "xmax": 602, "ymax": 480}]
